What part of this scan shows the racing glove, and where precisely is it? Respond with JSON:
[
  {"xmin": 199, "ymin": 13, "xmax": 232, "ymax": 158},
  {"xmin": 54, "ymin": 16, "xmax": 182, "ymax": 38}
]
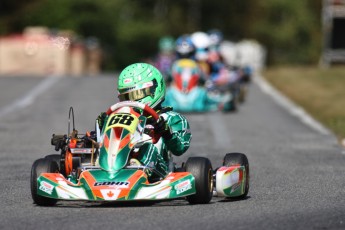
[{"xmin": 154, "ymin": 117, "xmax": 173, "ymax": 140}]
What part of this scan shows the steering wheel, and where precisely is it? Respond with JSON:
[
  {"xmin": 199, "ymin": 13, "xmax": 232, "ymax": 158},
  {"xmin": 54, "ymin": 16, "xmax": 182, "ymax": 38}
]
[{"xmin": 105, "ymin": 101, "xmax": 161, "ymax": 143}]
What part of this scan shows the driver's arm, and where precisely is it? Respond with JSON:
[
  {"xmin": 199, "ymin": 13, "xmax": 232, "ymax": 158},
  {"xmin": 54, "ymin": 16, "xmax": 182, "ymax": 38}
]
[{"xmin": 162, "ymin": 112, "xmax": 192, "ymax": 156}]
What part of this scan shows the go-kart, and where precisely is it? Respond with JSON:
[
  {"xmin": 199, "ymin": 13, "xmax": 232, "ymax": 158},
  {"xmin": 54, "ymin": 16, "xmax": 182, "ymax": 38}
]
[
  {"xmin": 31, "ymin": 101, "xmax": 249, "ymax": 206},
  {"xmin": 206, "ymin": 66, "xmax": 243, "ymax": 112},
  {"xmin": 164, "ymin": 59, "xmax": 218, "ymax": 112}
]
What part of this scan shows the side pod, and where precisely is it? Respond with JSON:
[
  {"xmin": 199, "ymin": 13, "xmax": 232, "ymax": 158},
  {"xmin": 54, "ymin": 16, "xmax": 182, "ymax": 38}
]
[{"xmin": 215, "ymin": 166, "xmax": 246, "ymax": 197}]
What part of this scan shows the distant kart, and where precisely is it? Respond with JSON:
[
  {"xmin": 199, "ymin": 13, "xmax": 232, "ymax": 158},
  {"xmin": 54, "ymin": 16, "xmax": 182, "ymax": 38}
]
[
  {"xmin": 31, "ymin": 101, "xmax": 249, "ymax": 206},
  {"xmin": 232, "ymin": 65, "xmax": 253, "ymax": 104},
  {"xmin": 206, "ymin": 66, "xmax": 245, "ymax": 111},
  {"xmin": 164, "ymin": 59, "xmax": 217, "ymax": 112}
]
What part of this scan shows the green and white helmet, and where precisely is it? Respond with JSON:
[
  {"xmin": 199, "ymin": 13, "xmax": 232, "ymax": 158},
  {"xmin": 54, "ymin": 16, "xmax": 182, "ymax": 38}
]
[{"xmin": 117, "ymin": 63, "xmax": 166, "ymax": 108}]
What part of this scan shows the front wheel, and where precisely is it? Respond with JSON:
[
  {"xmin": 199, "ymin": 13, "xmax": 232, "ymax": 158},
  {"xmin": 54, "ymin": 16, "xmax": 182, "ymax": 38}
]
[
  {"xmin": 31, "ymin": 158, "xmax": 59, "ymax": 206},
  {"xmin": 44, "ymin": 154, "xmax": 61, "ymax": 170},
  {"xmin": 223, "ymin": 152, "xmax": 249, "ymax": 198},
  {"xmin": 185, "ymin": 157, "xmax": 213, "ymax": 204}
]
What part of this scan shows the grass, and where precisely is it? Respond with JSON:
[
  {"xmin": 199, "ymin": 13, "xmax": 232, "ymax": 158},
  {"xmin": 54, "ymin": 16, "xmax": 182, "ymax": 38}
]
[{"xmin": 263, "ymin": 66, "xmax": 345, "ymax": 142}]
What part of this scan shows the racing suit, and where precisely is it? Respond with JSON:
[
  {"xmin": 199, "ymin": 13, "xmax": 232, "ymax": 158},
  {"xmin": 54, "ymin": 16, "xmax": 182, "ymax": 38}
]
[{"xmin": 136, "ymin": 107, "xmax": 191, "ymax": 178}]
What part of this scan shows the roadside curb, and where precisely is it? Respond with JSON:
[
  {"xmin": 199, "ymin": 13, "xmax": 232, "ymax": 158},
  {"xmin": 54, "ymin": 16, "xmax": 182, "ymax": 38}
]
[{"xmin": 253, "ymin": 74, "xmax": 333, "ymax": 136}]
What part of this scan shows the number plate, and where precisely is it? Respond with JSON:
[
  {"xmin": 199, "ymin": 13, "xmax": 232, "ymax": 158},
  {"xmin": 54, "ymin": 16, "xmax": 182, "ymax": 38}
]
[{"xmin": 105, "ymin": 113, "xmax": 139, "ymax": 134}]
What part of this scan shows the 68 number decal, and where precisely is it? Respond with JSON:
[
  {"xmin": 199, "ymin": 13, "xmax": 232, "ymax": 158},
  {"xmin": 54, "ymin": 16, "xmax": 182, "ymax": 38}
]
[{"xmin": 108, "ymin": 114, "xmax": 134, "ymax": 126}]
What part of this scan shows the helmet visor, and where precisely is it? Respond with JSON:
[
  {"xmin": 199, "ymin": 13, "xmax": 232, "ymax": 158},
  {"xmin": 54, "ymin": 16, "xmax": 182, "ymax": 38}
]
[
  {"xmin": 118, "ymin": 87, "xmax": 152, "ymax": 101},
  {"xmin": 118, "ymin": 81, "xmax": 157, "ymax": 102}
]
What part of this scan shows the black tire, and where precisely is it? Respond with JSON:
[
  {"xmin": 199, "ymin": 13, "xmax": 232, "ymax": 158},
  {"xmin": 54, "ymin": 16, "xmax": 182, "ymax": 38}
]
[
  {"xmin": 223, "ymin": 152, "xmax": 250, "ymax": 198},
  {"xmin": 44, "ymin": 154, "xmax": 61, "ymax": 170},
  {"xmin": 230, "ymin": 97, "xmax": 238, "ymax": 111},
  {"xmin": 31, "ymin": 158, "xmax": 59, "ymax": 206},
  {"xmin": 228, "ymin": 91, "xmax": 239, "ymax": 112},
  {"xmin": 185, "ymin": 157, "xmax": 213, "ymax": 204},
  {"xmin": 228, "ymin": 83, "xmax": 240, "ymax": 112}
]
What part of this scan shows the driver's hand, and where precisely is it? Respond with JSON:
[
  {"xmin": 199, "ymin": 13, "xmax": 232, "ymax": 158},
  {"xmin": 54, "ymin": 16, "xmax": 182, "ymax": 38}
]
[{"xmin": 154, "ymin": 116, "xmax": 173, "ymax": 140}]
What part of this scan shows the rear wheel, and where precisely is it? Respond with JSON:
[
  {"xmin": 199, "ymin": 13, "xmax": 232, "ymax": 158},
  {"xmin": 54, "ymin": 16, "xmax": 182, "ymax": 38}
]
[
  {"xmin": 185, "ymin": 157, "xmax": 213, "ymax": 204},
  {"xmin": 31, "ymin": 158, "xmax": 59, "ymax": 206},
  {"xmin": 223, "ymin": 152, "xmax": 249, "ymax": 198}
]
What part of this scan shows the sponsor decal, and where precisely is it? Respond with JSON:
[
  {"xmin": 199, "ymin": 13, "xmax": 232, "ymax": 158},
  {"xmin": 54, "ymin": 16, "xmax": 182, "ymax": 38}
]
[
  {"xmin": 70, "ymin": 148, "xmax": 93, "ymax": 154},
  {"xmin": 231, "ymin": 182, "xmax": 241, "ymax": 192},
  {"xmin": 142, "ymin": 81, "xmax": 153, "ymax": 88},
  {"xmin": 175, "ymin": 180, "xmax": 192, "ymax": 195},
  {"xmin": 94, "ymin": 181, "xmax": 130, "ymax": 188},
  {"xmin": 123, "ymin": 78, "xmax": 132, "ymax": 84},
  {"xmin": 145, "ymin": 124, "xmax": 154, "ymax": 129},
  {"xmin": 39, "ymin": 181, "xmax": 54, "ymax": 195}
]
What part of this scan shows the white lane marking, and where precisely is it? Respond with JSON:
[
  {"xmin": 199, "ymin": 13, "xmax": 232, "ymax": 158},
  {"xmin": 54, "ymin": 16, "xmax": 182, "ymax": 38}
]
[
  {"xmin": 0, "ymin": 76, "xmax": 62, "ymax": 118},
  {"xmin": 254, "ymin": 75, "xmax": 331, "ymax": 136}
]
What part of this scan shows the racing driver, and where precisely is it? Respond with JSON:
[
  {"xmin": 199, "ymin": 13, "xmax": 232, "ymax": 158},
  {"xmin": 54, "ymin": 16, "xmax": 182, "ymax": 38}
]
[{"xmin": 97, "ymin": 63, "xmax": 192, "ymax": 180}]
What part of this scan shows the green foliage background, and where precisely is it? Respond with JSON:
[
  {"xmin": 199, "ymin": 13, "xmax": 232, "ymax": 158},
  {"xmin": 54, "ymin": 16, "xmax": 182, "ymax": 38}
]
[{"xmin": 0, "ymin": 0, "xmax": 322, "ymax": 69}]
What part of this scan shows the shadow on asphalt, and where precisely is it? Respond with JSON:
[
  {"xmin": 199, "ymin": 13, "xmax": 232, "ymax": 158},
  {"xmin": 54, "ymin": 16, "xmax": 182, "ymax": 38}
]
[
  {"xmin": 45, "ymin": 198, "xmax": 189, "ymax": 208},
  {"xmin": 37, "ymin": 196, "xmax": 250, "ymax": 208},
  {"xmin": 217, "ymin": 195, "xmax": 251, "ymax": 203}
]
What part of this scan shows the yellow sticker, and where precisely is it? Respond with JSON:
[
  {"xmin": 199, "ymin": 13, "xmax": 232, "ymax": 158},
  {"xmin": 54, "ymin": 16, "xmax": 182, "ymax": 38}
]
[{"xmin": 105, "ymin": 113, "xmax": 139, "ymax": 134}]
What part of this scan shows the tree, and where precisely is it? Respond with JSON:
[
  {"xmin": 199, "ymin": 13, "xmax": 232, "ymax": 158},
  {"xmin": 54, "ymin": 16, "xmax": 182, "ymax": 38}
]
[{"xmin": 0, "ymin": 0, "xmax": 323, "ymax": 69}]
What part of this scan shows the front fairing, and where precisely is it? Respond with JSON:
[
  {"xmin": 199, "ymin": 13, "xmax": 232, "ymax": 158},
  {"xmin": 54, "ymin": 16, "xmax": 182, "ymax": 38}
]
[
  {"xmin": 36, "ymin": 170, "xmax": 196, "ymax": 201},
  {"xmin": 98, "ymin": 108, "xmax": 147, "ymax": 172},
  {"xmin": 215, "ymin": 165, "xmax": 247, "ymax": 197},
  {"xmin": 165, "ymin": 86, "xmax": 210, "ymax": 112},
  {"xmin": 173, "ymin": 69, "xmax": 199, "ymax": 92},
  {"xmin": 172, "ymin": 59, "xmax": 200, "ymax": 92}
]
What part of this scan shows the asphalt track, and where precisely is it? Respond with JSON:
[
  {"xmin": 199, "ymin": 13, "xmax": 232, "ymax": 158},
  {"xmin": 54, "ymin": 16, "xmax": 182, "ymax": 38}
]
[{"xmin": 0, "ymin": 75, "xmax": 344, "ymax": 230}]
